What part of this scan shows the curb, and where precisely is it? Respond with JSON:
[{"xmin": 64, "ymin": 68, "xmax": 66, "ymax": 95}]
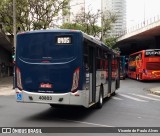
[
  {"xmin": 0, "ymin": 89, "xmax": 15, "ymax": 96},
  {"xmin": 149, "ymin": 88, "xmax": 160, "ymax": 96}
]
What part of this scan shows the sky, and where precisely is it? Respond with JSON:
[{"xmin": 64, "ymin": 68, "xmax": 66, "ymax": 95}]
[
  {"xmin": 85, "ymin": 0, "xmax": 160, "ymax": 28},
  {"xmin": 127, "ymin": 0, "xmax": 160, "ymax": 27}
]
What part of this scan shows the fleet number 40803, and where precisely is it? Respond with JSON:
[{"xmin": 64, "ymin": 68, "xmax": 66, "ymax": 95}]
[{"xmin": 39, "ymin": 96, "xmax": 52, "ymax": 100}]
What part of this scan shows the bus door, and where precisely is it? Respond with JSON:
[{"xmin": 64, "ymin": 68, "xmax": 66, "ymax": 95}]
[
  {"xmin": 88, "ymin": 46, "xmax": 96, "ymax": 104},
  {"xmin": 111, "ymin": 55, "xmax": 116, "ymax": 93},
  {"xmin": 84, "ymin": 43, "xmax": 96, "ymax": 104},
  {"xmin": 108, "ymin": 54, "xmax": 112, "ymax": 94}
]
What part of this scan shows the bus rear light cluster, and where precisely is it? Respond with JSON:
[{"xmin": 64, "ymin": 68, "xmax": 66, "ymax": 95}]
[
  {"xmin": 71, "ymin": 67, "xmax": 80, "ymax": 93},
  {"xmin": 16, "ymin": 67, "xmax": 23, "ymax": 90}
]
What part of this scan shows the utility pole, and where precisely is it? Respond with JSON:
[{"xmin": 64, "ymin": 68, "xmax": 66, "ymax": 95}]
[
  {"xmin": 13, "ymin": 0, "xmax": 16, "ymax": 89},
  {"xmin": 13, "ymin": 0, "xmax": 16, "ymax": 49}
]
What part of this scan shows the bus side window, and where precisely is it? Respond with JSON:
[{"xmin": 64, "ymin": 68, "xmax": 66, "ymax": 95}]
[
  {"xmin": 96, "ymin": 48, "xmax": 105, "ymax": 70},
  {"xmin": 83, "ymin": 42, "xmax": 89, "ymax": 72},
  {"xmin": 84, "ymin": 56, "xmax": 89, "ymax": 71}
]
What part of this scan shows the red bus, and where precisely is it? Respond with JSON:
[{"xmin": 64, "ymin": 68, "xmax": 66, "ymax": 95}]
[{"xmin": 128, "ymin": 49, "xmax": 160, "ymax": 80}]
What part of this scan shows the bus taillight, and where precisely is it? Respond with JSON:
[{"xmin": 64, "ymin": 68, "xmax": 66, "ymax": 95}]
[
  {"xmin": 16, "ymin": 67, "xmax": 23, "ymax": 90},
  {"xmin": 71, "ymin": 67, "xmax": 80, "ymax": 93}
]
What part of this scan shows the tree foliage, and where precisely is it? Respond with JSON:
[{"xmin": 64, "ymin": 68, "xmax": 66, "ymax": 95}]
[
  {"xmin": 60, "ymin": 9, "xmax": 117, "ymax": 48},
  {"xmin": 0, "ymin": 0, "xmax": 70, "ymax": 34},
  {"xmin": 60, "ymin": 23, "xmax": 84, "ymax": 31},
  {"xmin": 101, "ymin": 11, "xmax": 117, "ymax": 41},
  {"xmin": 61, "ymin": 9, "xmax": 102, "ymax": 38},
  {"xmin": 105, "ymin": 37, "xmax": 117, "ymax": 48}
]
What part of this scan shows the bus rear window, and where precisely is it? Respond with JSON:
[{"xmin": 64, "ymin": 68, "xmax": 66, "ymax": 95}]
[
  {"xmin": 17, "ymin": 33, "xmax": 75, "ymax": 60},
  {"xmin": 146, "ymin": 62, "xmax": 160, "ymax": 70}
]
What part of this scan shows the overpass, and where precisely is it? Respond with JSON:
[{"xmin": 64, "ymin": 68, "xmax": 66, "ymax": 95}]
[
  {"xmin": 0, "ymin": 29, "xmax": 12, "ymax": 52},
  {"xmin": 0, "ymin": 28, "xmax": 13, "ymax": 77},
  {"xmin": 116, "ymin": 16, "xmax": 160, "ymax": 56}
]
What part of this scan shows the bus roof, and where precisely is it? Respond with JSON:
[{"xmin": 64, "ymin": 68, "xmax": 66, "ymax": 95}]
[
  {"xmin": 129, "ymin": 49, "xmax": 160, "ymax": 56},
  {"xmin": 17, "ymin": 29, "xmax": 82, "ymax": 35}
]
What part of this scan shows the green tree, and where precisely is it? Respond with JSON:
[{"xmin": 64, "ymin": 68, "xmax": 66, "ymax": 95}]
[
  {"xmin": 105, "ymin": 37, "xmax": 116, "ymax": 48},
  {"xmin": 0, "ymin": 0, "xmax": 70, "ymax": 34},
  {"xmin": 60, "ymin": 9, "xmax": 117, "ymax": 47},
  {"xmin": 60, "ymin": 23, "xmax": 84, "ymax": 31},
  {"xmin": 101, "ymin": 11, "xmax": 117, "ymax": 42},
  {"xmin": 60, "ymin": 9, "xmax": 102, "ymax": 38}
]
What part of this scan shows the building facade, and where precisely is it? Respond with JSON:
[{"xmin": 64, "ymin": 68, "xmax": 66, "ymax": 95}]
[{"xmin": 102, "ymin": 0, "xmax": 126, "ymax": 37}]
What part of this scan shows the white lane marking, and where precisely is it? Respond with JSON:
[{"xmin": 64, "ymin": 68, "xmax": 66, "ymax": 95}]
[
  {"xmin": 118, "ymin": 94, "xmax": 148, "ymax": 102},
  {"xmin": 147, "ymin": 93, "xmax": 160, "ymax": 98},
  {"xmin": 112, "ymin": 96, "xmax": 123, "ymax": 100},
  {"xmin": 129, "ymin": 93, "xmax": 160, "ymax": 101},
  {"xmin": 60, "ymin": 118, "xmax": 114, "ymax": 127}
]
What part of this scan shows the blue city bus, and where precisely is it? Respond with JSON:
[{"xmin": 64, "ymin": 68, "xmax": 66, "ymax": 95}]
[
  {"xmin": 15, "ymin": 29, "xmax": 120, "ymax": 108},
  {"xmin": 120, "ymin": 56, "xmax": 126, "ymax": 79}
]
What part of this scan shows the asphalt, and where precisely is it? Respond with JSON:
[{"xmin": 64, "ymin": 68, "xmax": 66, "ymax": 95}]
[{"xmin": 0, "ymin": 77, "xmax": 160, "ymax": 96}]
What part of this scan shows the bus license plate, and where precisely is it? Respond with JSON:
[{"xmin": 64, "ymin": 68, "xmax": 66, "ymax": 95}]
[
  {"xmin": 39, "ymin": 96, "xmax": 52, "ymax": 100},
  {"xmin": 40, "ymin": 83, "xmax": 52, "ymax": 88}
]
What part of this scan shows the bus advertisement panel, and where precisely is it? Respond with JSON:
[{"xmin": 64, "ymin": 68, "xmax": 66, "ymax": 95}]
[
  {"xmin": 15, "ymin": 29, "xmax": 120, "ymax": 108},
  {"xmin": 128, "ymin": 49, "xmax": 160, "ymax": 80}
]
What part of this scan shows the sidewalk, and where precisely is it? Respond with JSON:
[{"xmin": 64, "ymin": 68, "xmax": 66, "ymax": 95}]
[{"xmin": 0, "ymin": 76, "xmax": 14, "ymax": 96}]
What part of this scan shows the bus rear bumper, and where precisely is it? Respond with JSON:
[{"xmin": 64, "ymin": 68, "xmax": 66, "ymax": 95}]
[{"xmin": 15, "ymin": 88, "xmax": 89, "ymax": 108}]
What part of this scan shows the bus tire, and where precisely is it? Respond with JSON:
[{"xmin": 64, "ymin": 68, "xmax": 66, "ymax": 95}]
[{"xmin": 96, "ymin": 86, "xmax": 103, "ymax": 109}]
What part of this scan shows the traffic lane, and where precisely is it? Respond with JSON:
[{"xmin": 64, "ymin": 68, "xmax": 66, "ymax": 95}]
[
  {"xmin": 1, "ymin": 92, "xmax": 160, "ymax": 128},
  {"xmin": 119, "ymin": 78, "xmax": 160, "ymax": 94},
  {"xmin": 0, "ymin": 96, "xmax": 113, "ymax": 127},
  {"xmin": 0, "ymin": 79, "xmax": 160, "ymax": 127},
  {"xmin": 103, "ymin": 93, "xmax": 160, "ymax": 127}
]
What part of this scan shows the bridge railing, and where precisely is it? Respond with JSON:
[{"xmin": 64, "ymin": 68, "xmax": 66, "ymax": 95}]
[{"xmin": 117, "ymin": 14, "xmax": 160, "ymax": 37}]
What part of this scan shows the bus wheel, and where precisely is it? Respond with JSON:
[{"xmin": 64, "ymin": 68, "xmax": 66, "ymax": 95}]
[{"xmin": 96, "ymin": 87, "xmax": 103, "ymax": 109}]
